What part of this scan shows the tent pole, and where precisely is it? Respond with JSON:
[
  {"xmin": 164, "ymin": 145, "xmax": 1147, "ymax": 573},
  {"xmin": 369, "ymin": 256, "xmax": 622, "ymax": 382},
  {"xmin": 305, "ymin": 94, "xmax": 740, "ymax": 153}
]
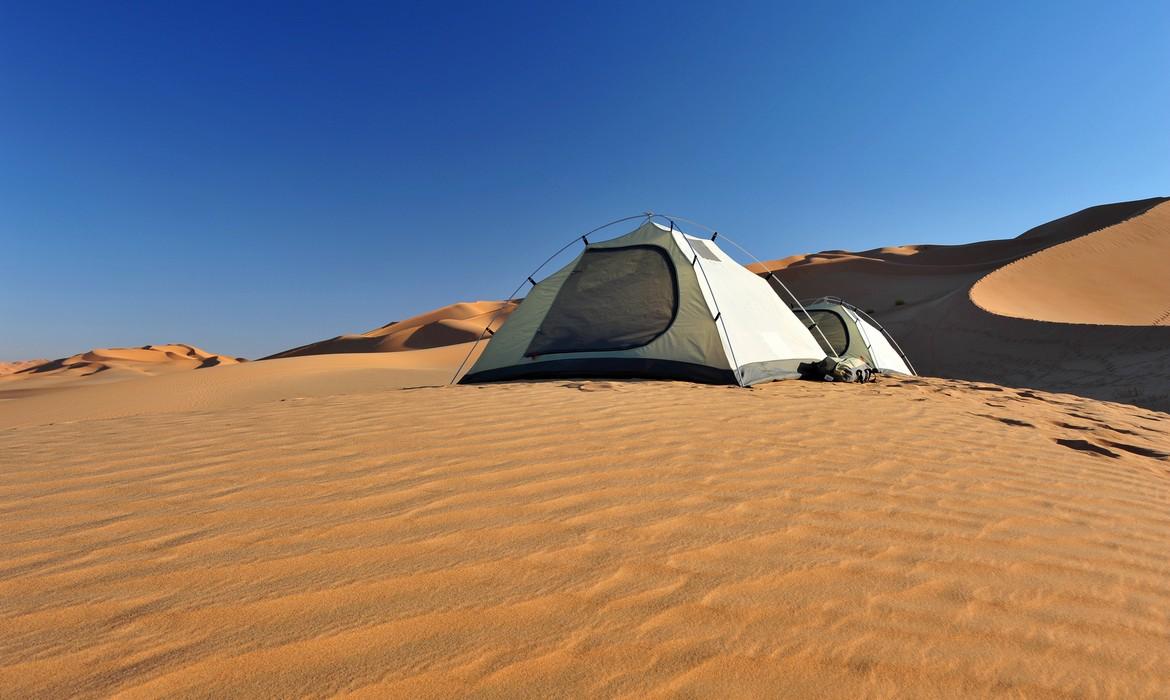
[{"xmin": 665, "ymin": 218, "xmax": 747, "ymax": 387}]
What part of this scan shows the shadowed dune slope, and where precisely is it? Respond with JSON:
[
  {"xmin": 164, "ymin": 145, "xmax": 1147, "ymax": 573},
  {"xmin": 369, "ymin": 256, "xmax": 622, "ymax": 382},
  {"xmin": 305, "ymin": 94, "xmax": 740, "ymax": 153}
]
[
  {"xmin": 1014, "ymin": 196, "xmax": 1168, "ymax": 240},
  {"xmin": 263, "ymin": 301, "xmax": 516, "ymax": 359},
  {"xmin": 757, "ymin": 197, "xmax": 1170, "ymax": 412},
  {"xmin": 0, "ymin": 359, "xmax": 48, "ymax": 376},
  {"xmin": 1, "ymin": 377, "xmax": 1168, "ymax": 697}
]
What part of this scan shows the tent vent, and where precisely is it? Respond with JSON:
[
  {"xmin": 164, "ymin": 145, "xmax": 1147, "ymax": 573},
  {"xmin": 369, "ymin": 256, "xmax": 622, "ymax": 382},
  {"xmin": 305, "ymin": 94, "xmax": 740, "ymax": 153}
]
[{"xmin": 689, "ymin": 239, "xmax": 722, "ymax": 262}]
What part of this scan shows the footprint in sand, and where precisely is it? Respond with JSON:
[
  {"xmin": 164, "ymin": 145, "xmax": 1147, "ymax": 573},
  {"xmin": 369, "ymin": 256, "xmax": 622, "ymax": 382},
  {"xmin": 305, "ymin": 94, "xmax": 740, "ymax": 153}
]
[
  {"xmin": 1100, "ymin": 440, "xmax": 1169, "ymax": 460},
  {"xmin": 974, "ymin": 413, "xmax": 1035, "ymax": 428},
  {"xmin": 1055, "ymin": 439, "xmax": 1120, "ymax": 458},
  {"xmin": 563, "ymin": 381, "xmax": 618, "ymax": 392}
]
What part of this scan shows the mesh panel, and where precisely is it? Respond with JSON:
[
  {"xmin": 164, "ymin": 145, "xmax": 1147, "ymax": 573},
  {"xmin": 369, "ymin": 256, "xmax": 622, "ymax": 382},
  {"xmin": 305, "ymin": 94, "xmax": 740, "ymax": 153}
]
[
  {"xmin": 806, "ymin": 309, "xmax": 849, "ymax": 356},
  {"xmin": 689, "ymin": 239, "xmax": 721, "ymax": 262},
  {"xmin": 526, "ymin": 246, "xmax": 678, "ymax": 356}
]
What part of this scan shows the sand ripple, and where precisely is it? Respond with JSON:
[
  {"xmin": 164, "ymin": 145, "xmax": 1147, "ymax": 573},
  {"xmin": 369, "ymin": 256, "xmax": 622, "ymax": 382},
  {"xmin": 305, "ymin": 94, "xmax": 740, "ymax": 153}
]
[{"xmin": 2, "ymin": 377, "xmax": 1169, "ymax": 697}]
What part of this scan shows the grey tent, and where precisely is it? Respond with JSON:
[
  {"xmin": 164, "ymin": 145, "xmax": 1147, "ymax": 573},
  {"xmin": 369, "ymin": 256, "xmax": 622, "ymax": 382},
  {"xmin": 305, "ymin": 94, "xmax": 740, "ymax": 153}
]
[
  {"xmin": 795, "ymin": 297, "xmax": 916, "ymax": 375},
  {"xmin": 460, "ymin": 219, "xmax": 825, "ymax": 385}
]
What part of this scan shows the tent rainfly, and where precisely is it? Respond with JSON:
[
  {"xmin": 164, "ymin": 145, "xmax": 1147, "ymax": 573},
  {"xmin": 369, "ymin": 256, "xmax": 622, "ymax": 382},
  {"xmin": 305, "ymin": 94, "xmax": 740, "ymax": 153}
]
[
  {"xmin": 460, "ymin": 219, "xmax": 825, "ymax": 386},
  {"xmin": 795, "ymin": 297, "xmax": 916, "ymax": 375}
]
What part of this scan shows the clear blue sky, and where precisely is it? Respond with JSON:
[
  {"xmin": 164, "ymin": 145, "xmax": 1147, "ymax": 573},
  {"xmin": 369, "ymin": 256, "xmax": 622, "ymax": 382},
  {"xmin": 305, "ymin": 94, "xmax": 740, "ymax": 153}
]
[{"xmin": 3, "ymin": 1, "xmax": 1167, "ymax": 359}]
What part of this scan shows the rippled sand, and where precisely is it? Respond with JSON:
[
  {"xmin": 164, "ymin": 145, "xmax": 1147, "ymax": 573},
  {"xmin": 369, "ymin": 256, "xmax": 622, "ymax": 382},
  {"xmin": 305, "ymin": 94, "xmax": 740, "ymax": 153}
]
[{"xmin": 3, "ymin": 374, "xmax": 1169, "ymax": 697}]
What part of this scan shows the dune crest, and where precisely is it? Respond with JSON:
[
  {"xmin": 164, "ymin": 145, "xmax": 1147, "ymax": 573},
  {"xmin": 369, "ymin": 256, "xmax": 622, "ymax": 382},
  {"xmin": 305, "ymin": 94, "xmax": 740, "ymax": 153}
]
[{"xmin": 263, "ymin": 300, "xmax": 516, "ymax": 359}]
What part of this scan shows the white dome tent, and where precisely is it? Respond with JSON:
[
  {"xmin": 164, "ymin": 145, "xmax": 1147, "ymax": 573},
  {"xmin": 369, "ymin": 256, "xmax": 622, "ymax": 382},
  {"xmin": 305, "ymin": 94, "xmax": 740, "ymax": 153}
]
[{"xmin": 456, "ymin": 215, "xmax": 828, "ymax": 386}]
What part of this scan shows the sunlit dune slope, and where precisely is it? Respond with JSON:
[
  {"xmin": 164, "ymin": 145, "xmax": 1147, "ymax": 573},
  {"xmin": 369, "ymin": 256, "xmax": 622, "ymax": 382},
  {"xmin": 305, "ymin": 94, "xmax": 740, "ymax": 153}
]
[
  {"xmin": 755, "ymin": 197, "xmax": 1170, "ymax": 412},
  {"xmin": 971, "ymin": 200, "xmax": 1170, "ymax": 325},
  {"xmin": 1, "ymin": 376, "xmax": 1168, "ymax": 697},
  {"xmin": 264, "ymin": 301, "xmax": 515, "ymax": 359}
]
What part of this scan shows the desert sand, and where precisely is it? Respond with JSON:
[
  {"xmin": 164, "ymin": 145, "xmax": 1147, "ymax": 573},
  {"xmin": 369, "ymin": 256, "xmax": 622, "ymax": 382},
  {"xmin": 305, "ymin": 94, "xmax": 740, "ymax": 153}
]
[
  {"xmin": 0, "ymin": 343, "xmax": 481, "ymax": 427},
  {"xmin": 757, "ymin": 197, "xmax": 1170, "ymax": 412},
  {"xmin": 3, "ymin": 198, "xmax": 1170, "ymax": 697},
  {"xmin": 2, "ymin": 366, "xmax": 1169, "ymax": 697},
  {"xmin": 0, "ymin": 302, "xmax": 510, "ymax": 410}
]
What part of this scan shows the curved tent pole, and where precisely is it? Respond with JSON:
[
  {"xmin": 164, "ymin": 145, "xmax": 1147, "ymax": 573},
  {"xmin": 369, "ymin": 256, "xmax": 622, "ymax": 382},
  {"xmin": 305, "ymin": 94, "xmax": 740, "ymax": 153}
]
[
  {"xmin": 448, "ymin": 212, "xmax": 655, "ymax": 385},
  {"xmin": 652, "ymin": 212, "xmax": 837, "ymax": 359},
  {"xmin": 843, "ymin": 303, "xmax": 918, "ymax": 376}
]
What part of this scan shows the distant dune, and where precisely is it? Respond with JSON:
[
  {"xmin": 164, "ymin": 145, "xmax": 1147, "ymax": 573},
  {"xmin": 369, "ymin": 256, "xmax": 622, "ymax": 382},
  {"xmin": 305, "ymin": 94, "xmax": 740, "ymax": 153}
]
[
  {"xmin": 0, "ymin": 343, "xmax": 481, "ymax": 427},
  {"xmin": 756, "ymin": 196, "xmax": 1170, "ymax": 412},
  {"xmin": 263, "ymin": 300, "xmax": 516, "ymax": 359},
  {"xmin": 0, "ymin": 344, "xmax": 244, "ymax": 399},
  {"xmin": 0, "ymin": 359, "xmax": 48, "ymax": 376},
  {"xmin": 0, "ymin": 303, "xmax": 514, "ymax": 399}
]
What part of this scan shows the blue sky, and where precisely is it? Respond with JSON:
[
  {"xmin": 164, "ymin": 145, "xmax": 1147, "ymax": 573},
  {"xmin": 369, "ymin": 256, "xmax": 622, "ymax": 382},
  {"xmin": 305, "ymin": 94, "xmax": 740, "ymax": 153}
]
[{"xmin": 2, "ymin": 1, "xmax": 1168, "ymax": 359}]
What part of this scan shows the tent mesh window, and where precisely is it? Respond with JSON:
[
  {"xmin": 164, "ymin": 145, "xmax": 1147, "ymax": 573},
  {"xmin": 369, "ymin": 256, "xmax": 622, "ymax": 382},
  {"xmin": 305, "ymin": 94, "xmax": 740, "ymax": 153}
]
[
  {"xmin": 526, "ymin": 245, "xmax": 678, "ymax": 356},
  {"xmin": 806, "ymin": 309, "xmax": 849, "ymax": 356},
  {"xmin": 689, "ymin": 239, "xmax": 722, "ymax": 262}
]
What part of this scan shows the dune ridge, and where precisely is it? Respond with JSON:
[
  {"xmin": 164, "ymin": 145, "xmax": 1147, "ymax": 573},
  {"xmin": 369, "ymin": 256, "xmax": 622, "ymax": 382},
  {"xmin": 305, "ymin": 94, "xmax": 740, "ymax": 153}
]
[
  {"xmin": 1, "ymin": 377, "xmax": 1168, "ymax": 697},
  {"xmin": 1014, "ymin": 196, "xmax": 1168, "ymax": 240}
]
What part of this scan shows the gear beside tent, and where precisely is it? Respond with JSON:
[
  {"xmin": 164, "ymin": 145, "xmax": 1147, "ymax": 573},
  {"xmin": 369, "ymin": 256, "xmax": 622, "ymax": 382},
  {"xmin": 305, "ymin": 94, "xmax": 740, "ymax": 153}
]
[
  {"xmin": 459, "ymin": 218, "xmax": 826, "ymax": 386},
  {"xmin": 794, "ymin": 297, "xmax": 916, "ymax": 375}
]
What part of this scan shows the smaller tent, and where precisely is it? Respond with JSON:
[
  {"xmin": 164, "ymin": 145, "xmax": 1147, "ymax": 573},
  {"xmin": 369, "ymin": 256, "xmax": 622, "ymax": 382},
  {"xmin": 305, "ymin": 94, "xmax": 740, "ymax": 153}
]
[{"xmin": 794, "ymin": 297, "xmax": 916, "ymax": 375}]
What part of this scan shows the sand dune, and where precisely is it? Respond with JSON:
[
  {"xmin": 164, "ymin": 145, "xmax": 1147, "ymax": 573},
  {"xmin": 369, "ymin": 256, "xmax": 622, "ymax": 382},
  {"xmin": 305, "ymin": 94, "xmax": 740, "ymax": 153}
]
[
  {"xmin": 1, "ymin": 373, "xmax": 1168, "ymax": 697},
  {"xmin": 757, "ymin": 197, "xmax": 1170, "ymax": 412},
  {"xmin": 264, "ymin": 301, "xmax": 516, "ymax": 359},
  {"xmin": 972, "ymin": 200, "xmax": 1170, "ymax": 325},
  {"xmin": 0, "ymin": 344, "xmax": 245, "ymax": 400},
  {"xmin": 0, "ymin": 359, "xmax": 48, "ymax": 376}
]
